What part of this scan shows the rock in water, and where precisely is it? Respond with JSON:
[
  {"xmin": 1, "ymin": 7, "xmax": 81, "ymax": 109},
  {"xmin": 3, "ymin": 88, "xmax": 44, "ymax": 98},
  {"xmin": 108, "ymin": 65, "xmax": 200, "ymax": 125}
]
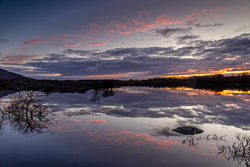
[{"xmin": 172, "ymin": 126, "xmax": 204, "ymax": 135}]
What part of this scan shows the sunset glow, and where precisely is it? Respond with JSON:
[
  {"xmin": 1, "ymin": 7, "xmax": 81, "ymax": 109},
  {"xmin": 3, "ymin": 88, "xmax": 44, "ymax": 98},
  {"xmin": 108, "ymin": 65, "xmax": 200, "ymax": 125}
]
[
  {"xmin": 0, "ymin": 0, "xmax": 249, "ymax": 79},
  {"xmin": 164, "ymin": 69, "xmax": 250, "ymax": 78}
]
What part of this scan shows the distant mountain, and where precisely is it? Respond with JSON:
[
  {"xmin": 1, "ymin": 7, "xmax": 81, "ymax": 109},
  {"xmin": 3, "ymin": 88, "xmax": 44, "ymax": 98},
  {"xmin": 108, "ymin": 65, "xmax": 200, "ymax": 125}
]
[{"xmin": 0, "ymin": 68, "xmax": 28, "ymax": 80}]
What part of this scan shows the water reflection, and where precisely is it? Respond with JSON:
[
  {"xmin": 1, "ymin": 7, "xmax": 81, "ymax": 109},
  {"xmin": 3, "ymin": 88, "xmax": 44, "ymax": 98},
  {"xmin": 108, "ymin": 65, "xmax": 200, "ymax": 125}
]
[
  {"xmin": 151, "ymin": 125, "xmax": 250, "ymax": 166},
  {"xmin": 164, "ymin": 87, "xmax": 250, "ymax": 97},
  {"xmin": 45, "ymin": 87, "xmax": 250, "ymax": 131},
  {"xmin": 218, "ymin": 134, "xmax": 250, "ymax": 167},
  {"xmin": 0, "ymin": 91, "xmax": 56, "ymax": 136},
  {"xmin": 89, "ymin": 88, "xmax": 117, "ymax": 102},
  {"xmin": 0, "ymin": 87, "xmax": 249, "ymax": 166}
]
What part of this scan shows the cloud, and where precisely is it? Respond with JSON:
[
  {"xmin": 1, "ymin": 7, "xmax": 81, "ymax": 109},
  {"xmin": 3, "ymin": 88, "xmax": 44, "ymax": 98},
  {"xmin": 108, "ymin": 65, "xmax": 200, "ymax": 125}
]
[
  {"xmin": 16, "ymin": 45, "xmax": 29, "ymax": 51},
  {"xmin": 7, "ymin": 33, "xmax": 249, "ymax": 79},
  {"xmin": 188, "ymin": 9, "xmax": 213, "ymax": 20},
  {"xmin": 53, "ymin": 44, "xmax": 66, "ymax": 48},
  {"xmin": 112, "ymin": 22, "xmax": 127, "ymax": 29},
  {"xmin": 132, "ymin": 14, "xmax": 181, "ymax": 28},
  {"xmin": 85, "ymin": 13, "xmax": 182, "ymax": 37},
  {"xmin": 67, "ymin": 119, "xmax": 81, "ymax": 123},
  {"xmin": 176, "ymin": 35, "xmax": 200, "ymax": 44},
  {"xmin": 186, "ymin": 19, "xmax": 223, "ymax": 28},
  {"xmin": 66, "ymin": 43, "xmax": 81, "ymax": 47},
  {"xmin": 19, "ymin": 33, "xmax": 87, "ymax": 51},
  {"xmin": 23, "ymin": 39, "xmax": 52, "ymax": 45},
  {"xmin": 235, "ymin": 25, "xmax": 250, "ymax": 32},
  {"xmin": 215, "ymin": 5, "xmax": 230, "ymax": 11},
  {"xmin": 0, "ymin": 53, "xmax": 46, "ymax": 64},
  {"xmin": 86, "ymin": 29, "xmax": 99, "ymax": 35},
  {"xmin": 240, "ymin": 5, "xmax": 249, "ymax": 11},
  {"xmin": 0, "ymin": 38, "xmax": 9, "ymax": 43},
  {"xmin": 87, "ymin": 42, "xmax": 106, "ymax": 46},
  {"xmin": 116, "ymin": 30, "xmax": 133, "ymax": 35},
  {"xmin": 150, "ymin": 27, "xmax": 192, "ymax": 38},
  {"xmin": 53, "ymin": 43, "xmax": 81, "ymax": 48},
  {"xmin": 138, "ymin": 11, "xmax": 150, "ymax": 16},
  {"xmin": 87, "ymin": 120, "xmax": 106, "ymax": 123},
  {"xmin": 46, "ymin": 87, "xmax": 250, "ymax": 130},
  {"xmin": 188, "ymin": 6, "xmax": 228, "ymax": 21}
]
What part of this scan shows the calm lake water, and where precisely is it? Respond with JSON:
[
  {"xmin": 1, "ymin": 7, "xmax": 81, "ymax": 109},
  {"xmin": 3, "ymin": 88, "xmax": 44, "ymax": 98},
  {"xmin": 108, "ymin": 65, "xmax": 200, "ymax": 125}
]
[{"xmin": 0, "ymin": 87, "xmax": 250, "ymax": 167}]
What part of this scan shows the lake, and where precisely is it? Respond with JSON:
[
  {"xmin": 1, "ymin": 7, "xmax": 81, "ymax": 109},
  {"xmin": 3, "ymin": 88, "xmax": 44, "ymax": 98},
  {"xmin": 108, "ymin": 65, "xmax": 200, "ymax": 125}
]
[{"xmin": 0, "ymin": 87, "xmax": 250, "ymax": 167}]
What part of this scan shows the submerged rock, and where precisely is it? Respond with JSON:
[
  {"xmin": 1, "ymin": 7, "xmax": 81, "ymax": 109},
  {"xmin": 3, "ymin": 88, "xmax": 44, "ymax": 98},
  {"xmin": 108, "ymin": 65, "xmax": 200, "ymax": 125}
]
[{"xmin": 172, "ymin": 126, "xmax": 204, "ymax": 135}]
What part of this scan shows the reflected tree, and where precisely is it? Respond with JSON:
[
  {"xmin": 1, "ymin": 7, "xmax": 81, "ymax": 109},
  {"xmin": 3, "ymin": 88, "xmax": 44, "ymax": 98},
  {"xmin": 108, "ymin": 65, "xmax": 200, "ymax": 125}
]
[
  {"xmin": 217, "ymin": 134, "xmax": 250, "ymax": 167},
  {"xmin": 0, "ymin": 106, "xmax": 7, "ymax": 135},
  {"xmin": 205, "ymin": 134, "xmax": 227, "ymax": 142},
  {"xmin": 0, "ymin": 91, "xmax": 56, "ymax": 136},
  {"xmin": 90, "ymin": 88, "xmax": 116, "ymax": 102},
  {"xmin": 150, "ymin": 126, "xmax": 228, "ymax": 151},
  {"xmin": 181, "ymin": 136, "xmax": 199, "ymax": 150}
]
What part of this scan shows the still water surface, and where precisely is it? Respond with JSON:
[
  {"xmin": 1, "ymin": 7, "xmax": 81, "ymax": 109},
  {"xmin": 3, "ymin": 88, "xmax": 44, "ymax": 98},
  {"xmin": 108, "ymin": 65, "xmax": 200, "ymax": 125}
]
[{"xmin": 0, "ymin": 87, "xmax": 250, "ymax": 167}]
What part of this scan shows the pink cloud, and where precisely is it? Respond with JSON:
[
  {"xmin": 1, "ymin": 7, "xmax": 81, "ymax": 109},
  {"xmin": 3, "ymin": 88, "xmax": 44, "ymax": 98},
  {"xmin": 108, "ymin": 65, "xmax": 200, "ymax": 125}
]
[
  {"xmin": 156, "ymin": 14, "xmax": 178, "ymax": 25},
  {"xmin": 138, "ymin": 11, "xmax": 150, "ymax": 16},
  {"xmin": 22, "ymin": 33, "xmax": 87, "ymax": 49},
  {"xmin": 132, "ymin": 19, "xmax": 155, "ymax": 27},
  {"xmin": 87, "ymin": 42, "xmax": 106, "ymax": 46},
  {"xmin": 113, "ymin": 23, "xmax": 127, "ymax": 29},
  {"xmin": 23, "ymin": 39, "xmax": 51, "ymax": 45},
  {"xmin": 68, "ymin": 119, "xmax": 81, "ymax": 123},
  {"xmin": 33, "ymin": 35, "xmax": 43, "ymax": 38},
  {"xmin": 240, "ymin": 5, "xmax": 249, "ymax": 11},
  {"xmin": 89, "ymin": 23, "xmax": 107, "ymax": 29},
  {"xmin": 0, "ymin": 53, "xmax": 46, "ymax": 64},
  {"xmin": 86, "ymin": 13, "xmax": 181, "ymax": 37},
  {"xmin": 132, "ymin": 27, "xmax": 149, "ymax": 32},
  {"xmin": 210, "ymin": 13, "xmax": 224, "ymax": 20},
  {"xmin": 188, "ymin": 9, "xmax": 214, "ymax": 19},
  {"xmin": 216, "ymin": 5, "xmax": 230, "ymax": 11},
  {"xmin": 108, "ymin": 30, "xmax": 116, "ymax": 33},
  {"xmin": 52, "ymin": 43, "xmax": 81, "ymax": 48},
  {"xmin": 16, "ymin": 45, "xmax": 29, "ymax": 51},
  {"xmin": 86, "ymin": 29, "xmax": 99, "ymax": 35},
  {"xmin": 118, "ymin": 131, "xmax": 133, "ymax": 135},
  {"xmin": 52, "ymin": 44, "xmax": 65, "ymax": 47},
  {"xmin": 49, "ymin": 34, "xmax": 72, "ymax": 42},
  {"xmin": 116, "ymin": 30, "xmax": 133, "ymax": 35},
  {"xmin": 132, "ymin": 14, "xmax": 181, "ymax": 28},
  {"xmin": 66, "ymin": 43, "xmax": 81, "ymax": 47},
  {"xmin": 63, "ymin": 33, "xmax": 89, "ymax": 38}
]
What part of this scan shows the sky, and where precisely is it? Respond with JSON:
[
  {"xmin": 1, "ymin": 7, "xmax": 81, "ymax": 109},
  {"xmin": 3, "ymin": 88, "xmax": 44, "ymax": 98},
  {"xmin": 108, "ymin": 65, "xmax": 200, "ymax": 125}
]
[{"xmin": 0, "ymin": 0, "xmax": 250, "ymax": 80}]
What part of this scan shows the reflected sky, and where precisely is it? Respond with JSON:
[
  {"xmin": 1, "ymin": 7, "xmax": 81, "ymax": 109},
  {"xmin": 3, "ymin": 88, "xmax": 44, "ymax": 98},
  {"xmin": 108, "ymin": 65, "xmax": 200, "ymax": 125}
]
[
  {"xmin": 39, "ymin": 87, "xmax": 250, "ymax": 130},
  {"xmin": 0, "ymin": 87, "xmax": 250, "ymax": 166}
]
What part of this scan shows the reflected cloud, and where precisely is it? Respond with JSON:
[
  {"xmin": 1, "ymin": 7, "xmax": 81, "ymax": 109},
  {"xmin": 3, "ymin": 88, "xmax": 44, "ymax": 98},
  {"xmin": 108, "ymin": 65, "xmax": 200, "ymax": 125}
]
[
  {"xmin": 85, "ymin": 127, "xmax": 179, "ymax": 152},
  {"xmin": 47, "ymin": 87, "xmax": 250, "ymax": 130},
  {"xmin": 87, "ymin": 120, "xmax": 106, "ymax": 123}
]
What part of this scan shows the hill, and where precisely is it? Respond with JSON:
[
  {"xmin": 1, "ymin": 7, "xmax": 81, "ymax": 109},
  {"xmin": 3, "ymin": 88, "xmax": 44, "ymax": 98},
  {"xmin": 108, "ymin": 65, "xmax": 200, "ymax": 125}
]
[{"xmin": 0, "ymin": 68, "xmax": 28, "ymax": 80}]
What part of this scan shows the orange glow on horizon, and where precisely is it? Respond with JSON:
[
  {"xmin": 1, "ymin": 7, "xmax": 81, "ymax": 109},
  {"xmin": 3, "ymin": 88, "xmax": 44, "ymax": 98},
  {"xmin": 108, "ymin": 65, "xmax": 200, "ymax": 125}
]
[
  {"xmin": 164, "ymin": 68, "xmax": 250, "ymax": 78},
  {"xmin": 215, "ymin": 90, "xmax": 250, "ymax": 96}
]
